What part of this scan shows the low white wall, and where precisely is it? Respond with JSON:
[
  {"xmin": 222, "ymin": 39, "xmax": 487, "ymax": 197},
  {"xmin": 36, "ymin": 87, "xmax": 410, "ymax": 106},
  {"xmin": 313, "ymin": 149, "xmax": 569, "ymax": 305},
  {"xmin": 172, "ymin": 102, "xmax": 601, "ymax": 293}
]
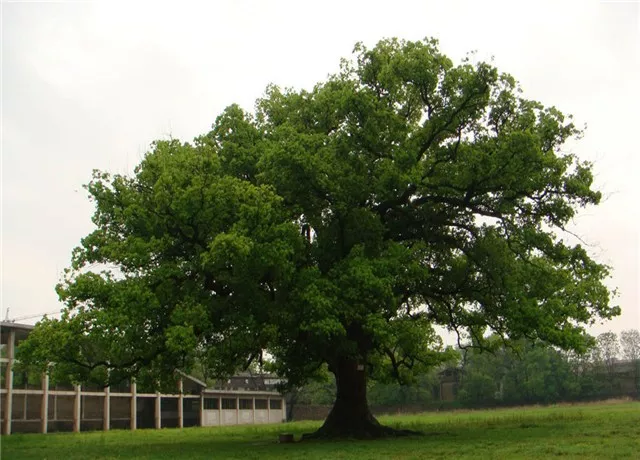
[
  {"xmin": 200, "ymin": 396, "xmax": 285, "ymax": 427},
  {"xmin": 221, "ymin": 410, "xmax": 237, "ymax": 425},
  {"xmin": 238, "ymin": 410, "xmax": 253, "ymax": 424},
  {"xmin": 202, "ymin": 410, "xmax": 219, "ymax": 426},
  {"xmin": 269, "ymin": 409, "xmax": 283, "ymax": 423},
  {"xmin": 254, "ymin": 409, "xmax": 269, "ymax": 424}
]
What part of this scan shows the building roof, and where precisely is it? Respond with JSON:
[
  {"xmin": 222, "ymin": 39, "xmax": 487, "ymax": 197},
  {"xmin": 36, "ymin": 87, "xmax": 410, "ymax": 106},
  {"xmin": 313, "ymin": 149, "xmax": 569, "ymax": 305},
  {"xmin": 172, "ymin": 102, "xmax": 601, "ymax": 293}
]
[
  {"xmin": 202, "ymin": 389, "xmax": 281, "ymax": 396},
  {"xmin": 229, "ymin": 371, "xmax": 280, "ymax": 379},
  {"xmin": 0, "ymin": 321, "xmax": 35, "ymax": 331},
  {"xmin": 177, "ymin": 370, "xmax": 207, "ymax": 388},
  {"xmin": 1, "ymin": 321, "xmax": 35, "ymax": 344}
]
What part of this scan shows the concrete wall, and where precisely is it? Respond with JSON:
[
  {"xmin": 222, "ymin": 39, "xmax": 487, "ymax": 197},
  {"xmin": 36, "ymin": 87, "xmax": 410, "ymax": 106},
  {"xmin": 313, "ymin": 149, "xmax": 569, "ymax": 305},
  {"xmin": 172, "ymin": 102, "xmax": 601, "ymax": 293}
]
[
  {"xmin": 238, "ymin": 409, "xmax": 253, "ymax": 424},
  {"xmin": 200, "ymin": 398, "xmax": 286, "ymax": 427},
  {"xmin": 202, "ymin": 410, "xmax": 219, "ymax": 426},
  {"xmin": 269, "ymin": 409, "xmax": 284, "ymax": 423},
  {"xmin": 221, "ymin": 409, "xmax": 237, "ymax": 425},
  {"xmin": 254, "ymin": 409, "xmax": 269, "ymax": 423}
]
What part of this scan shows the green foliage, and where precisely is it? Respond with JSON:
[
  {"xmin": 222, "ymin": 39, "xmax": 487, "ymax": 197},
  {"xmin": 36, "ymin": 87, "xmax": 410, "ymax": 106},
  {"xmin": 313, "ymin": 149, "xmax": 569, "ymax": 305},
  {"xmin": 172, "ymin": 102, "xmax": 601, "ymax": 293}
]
[
  {"xmin": 17, "ymin": 38, "xmax": 617, "ymax": 393},
  {"xmin": 291, "ymin": 368, "xmax": 337, "ymax": 406},
  {"xmin": 368, "ymin": 372, "xmax": 441, "ymax": 406},
  {"xmin": 453, "ymin": 332, "xmax": 639, "ymax": 406}
]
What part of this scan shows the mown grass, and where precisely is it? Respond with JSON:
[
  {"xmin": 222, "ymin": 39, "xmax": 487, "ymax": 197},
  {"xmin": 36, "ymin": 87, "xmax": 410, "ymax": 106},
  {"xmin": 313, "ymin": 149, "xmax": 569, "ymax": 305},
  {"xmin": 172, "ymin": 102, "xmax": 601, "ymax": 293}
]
[{"xmin": 3, "ymin": 401, "xmax": 639, "ymax": 459}]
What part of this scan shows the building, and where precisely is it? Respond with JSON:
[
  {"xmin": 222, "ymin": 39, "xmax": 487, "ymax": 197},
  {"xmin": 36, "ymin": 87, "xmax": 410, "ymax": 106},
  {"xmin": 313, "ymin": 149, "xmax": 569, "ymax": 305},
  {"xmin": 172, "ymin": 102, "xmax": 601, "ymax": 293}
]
[
  {"xmin": 0, "ymin": 322, "xmax": 285, "ymax": 435},
  {"xmin": 210, "ymin": 371, "xmax": 285, "ymax": 392},
  {"xmin": 438, "ymin": 367, "xmax": 460, "ymax": 402}
]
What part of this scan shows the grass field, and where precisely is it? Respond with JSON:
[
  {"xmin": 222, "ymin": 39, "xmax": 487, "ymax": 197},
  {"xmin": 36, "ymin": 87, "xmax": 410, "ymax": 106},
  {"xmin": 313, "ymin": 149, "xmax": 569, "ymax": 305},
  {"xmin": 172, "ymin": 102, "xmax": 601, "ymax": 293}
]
[{"xmin": 2, "ymin": 401, "xmax": 639, "ymax": 459}]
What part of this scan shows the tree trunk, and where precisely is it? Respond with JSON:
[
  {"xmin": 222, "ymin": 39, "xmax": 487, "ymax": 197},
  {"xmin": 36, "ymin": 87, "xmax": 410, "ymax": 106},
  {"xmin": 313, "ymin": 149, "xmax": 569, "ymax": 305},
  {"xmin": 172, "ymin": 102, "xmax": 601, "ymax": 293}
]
[{"xmin": 302, "ymin": 357, "xmax": 418, "ymax": 440}]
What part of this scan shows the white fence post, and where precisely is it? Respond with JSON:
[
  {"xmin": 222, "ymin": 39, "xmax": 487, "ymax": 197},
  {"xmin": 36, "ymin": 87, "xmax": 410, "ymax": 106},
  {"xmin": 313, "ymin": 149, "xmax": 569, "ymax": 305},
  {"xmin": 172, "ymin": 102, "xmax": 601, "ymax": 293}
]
[
  {"xmin": 103, "ymin": 383, "xmax": 110, "ymax": 431},
  {"xmin": 130, "ymin": 381, "xmax": 137, "ymax": 430},
  {"xmin": 73, "ymin": 384, "xmax": 81, "ymax": 432},
  {"xmin": 3, "ymin": 330, "xmax": 15, "ymax": 435},
  {"xmin": 41, "ymin": 373, "xmax": 49, "ymax": 433},
  {"xmin": 178, "ymin": 379, "xmax": 184, "ymax": 429},
  {"xmin": 155, "ymin": 392, "xmax": 161, "ymax": 429}
]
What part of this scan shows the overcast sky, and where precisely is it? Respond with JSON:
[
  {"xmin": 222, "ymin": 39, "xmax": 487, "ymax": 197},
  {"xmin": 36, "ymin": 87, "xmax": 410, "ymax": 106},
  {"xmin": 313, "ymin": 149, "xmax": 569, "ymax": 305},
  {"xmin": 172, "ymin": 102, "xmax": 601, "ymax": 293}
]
[{"xmin": 2, "ymin": 0, "xmax": 639, "ymax": 339}]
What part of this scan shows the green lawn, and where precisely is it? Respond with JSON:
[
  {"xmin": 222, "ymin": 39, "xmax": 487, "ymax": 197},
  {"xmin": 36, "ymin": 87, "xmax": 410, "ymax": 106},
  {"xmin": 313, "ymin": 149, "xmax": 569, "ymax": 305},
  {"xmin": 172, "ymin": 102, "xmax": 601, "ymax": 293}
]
[{"xmin": 3, "ymin": 401, "xmax": 639, "ymax": 459}]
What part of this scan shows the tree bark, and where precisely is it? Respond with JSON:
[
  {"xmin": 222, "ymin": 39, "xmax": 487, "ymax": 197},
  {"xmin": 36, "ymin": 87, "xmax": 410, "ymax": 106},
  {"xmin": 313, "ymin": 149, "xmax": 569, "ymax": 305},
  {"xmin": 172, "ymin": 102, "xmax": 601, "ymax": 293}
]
[{"xmin": 302, "ymin": 357, "xmax": 419, "ymax": 440}]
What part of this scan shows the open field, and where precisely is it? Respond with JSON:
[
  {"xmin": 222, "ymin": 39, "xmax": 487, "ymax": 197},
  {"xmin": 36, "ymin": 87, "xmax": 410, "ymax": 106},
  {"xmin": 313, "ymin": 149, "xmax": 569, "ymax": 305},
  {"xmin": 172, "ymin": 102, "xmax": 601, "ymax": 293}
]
[{"xmin": 3, "ymin": 401, "xmax": 639, "ymax": 459}]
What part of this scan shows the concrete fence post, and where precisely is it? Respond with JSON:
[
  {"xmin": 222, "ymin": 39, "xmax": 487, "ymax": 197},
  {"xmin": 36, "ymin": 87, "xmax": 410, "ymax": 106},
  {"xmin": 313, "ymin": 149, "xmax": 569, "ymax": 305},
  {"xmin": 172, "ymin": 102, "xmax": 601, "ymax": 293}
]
[
  {"xmin": 155, "ymin": 392, "xmax": 161, "ymax": 429},
  {"xmin": 199, "ymin": 392, "xmax": 204, "ymax": 427},
  {"xmin": 3, "ymin": 330, "xmax": 15, "ymax": 435},
  {"xmin": 41, "ymin": 373, "xmax": 49, "ymax": 433},
  {"xmin": 130, "ymin": 381, "xmax": 137, "ymax": 430},
  {"xmin": 178, "ymin": 379, "xmax": 184, "ymax": 429},
  {"xmin": 73, "ymin": 384, "xmax": 81, "ymax": 432},
  {"xmin": 103, "ymin": 383, "xmax": 110, "ymax": 431}
]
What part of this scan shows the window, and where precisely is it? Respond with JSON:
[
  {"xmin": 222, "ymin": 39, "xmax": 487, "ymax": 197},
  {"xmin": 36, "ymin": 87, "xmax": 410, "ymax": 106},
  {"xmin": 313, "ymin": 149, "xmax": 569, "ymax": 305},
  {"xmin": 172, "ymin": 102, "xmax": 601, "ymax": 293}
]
[
  {"xmin": 184, "ymin": 399, "xmax": 198, "ymax": 411},
  {"xmin": 204, "ymin": 398, "xmax": 219, "ymax": 410},
  {"xmin": 221, "ymin": 398, "xmax": 236, "ymax": 410},
  {"xmin": 239, "ymin": 399, "xmax": 252, "ymax": 410},
  {"xmin": 254, "ymin": 399, "xmax": 268, "ymax": 410},
  {"xmin": 269, "ymin": 399, "xmax": 282, "ymax": 410}
]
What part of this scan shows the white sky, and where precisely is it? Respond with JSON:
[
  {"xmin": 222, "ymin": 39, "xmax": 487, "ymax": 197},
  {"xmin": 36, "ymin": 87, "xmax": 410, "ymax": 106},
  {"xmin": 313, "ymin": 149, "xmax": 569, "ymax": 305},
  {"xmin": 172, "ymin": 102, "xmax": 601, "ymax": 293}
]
[{"xmin": 2, "ymin": 0, "xmax": 639, "ymax": 339}]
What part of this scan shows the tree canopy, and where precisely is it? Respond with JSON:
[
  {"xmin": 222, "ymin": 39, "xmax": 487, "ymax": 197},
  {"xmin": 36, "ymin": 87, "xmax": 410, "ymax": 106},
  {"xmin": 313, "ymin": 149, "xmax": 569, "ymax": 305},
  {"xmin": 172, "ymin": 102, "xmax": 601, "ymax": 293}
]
[{"xmin": 18, "ymin": 37, "xmax": 619, "ymax": 438}]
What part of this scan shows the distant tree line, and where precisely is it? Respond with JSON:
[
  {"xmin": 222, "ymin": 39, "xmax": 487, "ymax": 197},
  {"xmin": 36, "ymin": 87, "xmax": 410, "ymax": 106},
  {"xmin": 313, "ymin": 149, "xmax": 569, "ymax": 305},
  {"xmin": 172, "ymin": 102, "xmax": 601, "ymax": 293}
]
[
  {"xmin": 288, "ymin": 329, "xmax": 640, "ymax": 413},
  {"xmin": 455, "ymin": 329, "xmax": 639, "ymax": 407}
]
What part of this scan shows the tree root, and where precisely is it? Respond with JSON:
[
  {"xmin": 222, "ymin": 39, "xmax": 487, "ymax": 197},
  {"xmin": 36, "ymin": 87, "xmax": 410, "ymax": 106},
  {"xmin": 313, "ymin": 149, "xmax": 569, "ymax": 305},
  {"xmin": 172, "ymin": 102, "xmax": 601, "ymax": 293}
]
[{"xmin": 301, "ymin": 423, "xmax": 423, "ymax": 440}]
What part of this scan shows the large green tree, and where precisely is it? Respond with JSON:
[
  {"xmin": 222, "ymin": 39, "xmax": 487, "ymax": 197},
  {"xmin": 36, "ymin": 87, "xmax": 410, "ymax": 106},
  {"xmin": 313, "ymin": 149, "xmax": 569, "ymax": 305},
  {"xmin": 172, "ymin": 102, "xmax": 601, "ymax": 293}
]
[{"xmin": 18, "ymin": 38, "xmax": 618, "ymax": 438}]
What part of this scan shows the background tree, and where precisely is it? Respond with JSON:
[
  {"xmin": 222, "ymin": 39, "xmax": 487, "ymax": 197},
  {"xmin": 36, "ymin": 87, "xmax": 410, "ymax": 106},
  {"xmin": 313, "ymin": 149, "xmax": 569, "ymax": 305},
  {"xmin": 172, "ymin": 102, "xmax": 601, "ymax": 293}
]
[
  {"xmin": 368, "ymin": 372, "xmax": 441, "ymax": 407},
  {"xmin": 457, "ymin": 349, "xmax": 499, "ymax": 405},
  {"xmin": 456, "ymin": 337, "xmax": 580, "ymax": 406},
  {"xmin": 619, "ymin": 329, "xmax": 640, "ymax": 362},
  {"xmin": 17, "ymin": 37, "xmax": 618, "ymax": 439},
  {"xmin": 620, "ymin": 329, "xmax": 640, "ymax": 398},
  {"xmin": 283, "ymin": 365, "xmax": 336, "ymax": 421},
  {"xmin": 592, "ymin": 332, "xmax": 620, "ymax": 397},
  {"xmin": 562, "ymin": 348, "xmax": 601, "ymax": 401},
  {"xmin": 596, "ymin": 332, "xmax": 620, "ymax": 374}
]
